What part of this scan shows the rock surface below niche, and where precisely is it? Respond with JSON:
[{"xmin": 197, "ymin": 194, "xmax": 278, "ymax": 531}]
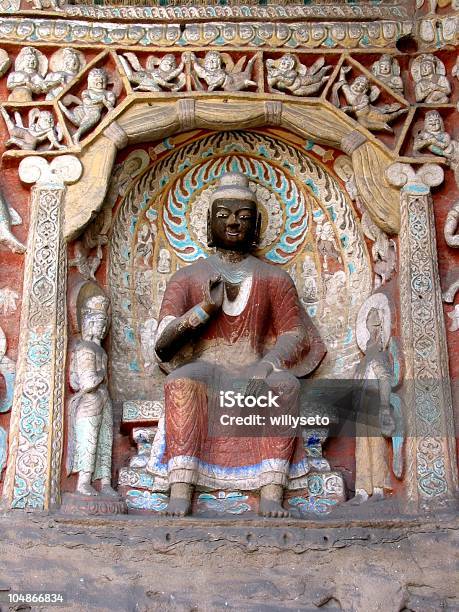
[{"xmin": 0, "ymin": 511, "xmax": 457, "ymax": 611}]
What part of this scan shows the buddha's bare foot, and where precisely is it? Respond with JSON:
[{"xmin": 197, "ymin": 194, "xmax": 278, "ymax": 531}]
[
  {"xmin": 162, "ymin": 497, "xmax": 191, "ymax": 517},
  {"xmin": 259, "ymin": 484, "xmax": 289, "ymax": 518},
  {"xmin": 258, "ymin": 497, "xmax": 289, "ymax": 518},
  {"xmin": 76, "ymin": 483, "xmax": 99, "ymax": 496},
  {"xmin": 100, "ymin": 484, "xmax": 120, "ymax": 498},
  {"xmin": 160, "ymin": 483, "xmax": 193, "ymax": 517}
]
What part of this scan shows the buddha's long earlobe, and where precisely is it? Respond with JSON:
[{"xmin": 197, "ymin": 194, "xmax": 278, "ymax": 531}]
[
  {"xmin": 207, "ymin": 209, "xmax": 215, "ymax": 247},
  {"xmin": 252, "ymin": 212, "xmax": 262, "ymax": 248}
]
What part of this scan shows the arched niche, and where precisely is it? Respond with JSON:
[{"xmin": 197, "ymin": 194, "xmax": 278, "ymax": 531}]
[{"xmin": 106, "ymin": 129, "xmax": 373, "ymax": 404}]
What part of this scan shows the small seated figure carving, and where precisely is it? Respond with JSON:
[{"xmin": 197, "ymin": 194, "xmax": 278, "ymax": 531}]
[
  {"xmin": 7, "ymin": 47, "xmax": 47, "ymax": 102},
  {"xmin": 411, "ymin": 54, "xmax": 451, "ymax": 104},
  {"xmin": 67, "ymin": 292, "xmax": 118, "ymax": 498},
  {"xmin": 120, "ymin": 53, "xmax": 186, "ymax": 92},
  {"xmin": 266, "ymin": 54, "xmax": 331, "ymax": 96},
  {"xmin": 333, "ymin": 67, "xmax": 407, "ymax": 132},
  {"xmin": 58, "ymin": 67, "xmax": 116, "ymax": 144},
  {"xmin": 190, "ymin": 51, "xmax": 257, "ymax": 92},
  {"xmin": 44, "ymin": 47, "xmax": 85, "ymax": 100},
  {"xmin": 0, "ymin": 107, "xmax": 64, "ymax": 151},
  {"xmin": 414, "ymin": 110, "xmax": 459, "ymax": 173},
  {"xmin": 371, "ymin": 54, "xmax": 404, "ymax": 96}
]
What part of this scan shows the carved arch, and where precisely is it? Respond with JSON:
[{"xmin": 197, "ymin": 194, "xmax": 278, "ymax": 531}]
[{"xmin": 64, "ymin": 98, "xmax": 401, "ymax": 241}]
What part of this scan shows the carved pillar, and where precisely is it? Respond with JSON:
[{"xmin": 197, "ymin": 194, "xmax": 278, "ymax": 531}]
[
  {"xmin": 387, "ymin": 163, "xmax": 458, "ymax": 509},
  {"xmin": 2, "ymin": 156, "xmax": 82, "ymax": 511}
]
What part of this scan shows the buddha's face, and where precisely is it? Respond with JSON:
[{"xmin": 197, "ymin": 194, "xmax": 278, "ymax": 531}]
[
  {"xmin": 311, "ymin": 25, "xmax": 325, "ymax": 41},
  {"xmin": 54, "ymin": 23, "xmax": 70, "ymax": 39},
  {"xmin": 295, "ymin": 25, "xmax": 309, "ymax": 42},
  {"xmin": 332, "ymin": 25, "xmax": 346, "ymax": 40},
  {"xmin": 123, "ymin": 158, "xmax": 141, "ymax": 176},
  {"xmin": 239, "ymin": 24, "xmax": 253, "ymax": 40},
  {"xmin": 149, "ymin": 26, "xmax": 163, "ymax": 42},
  {"xmin": 210, "ymin": 198, "xmax": 257, "ymax": 251},
  {"xmin": 16, "ymin": 23, "xmax": 34, "ymax": 39},
  {"xmin": 223, "ymin": 25, "xmax": 236, "ymax": 40},
  {"xmin": 73, "ymin": 25, "xmax": 89, "ymax": 39},
  {"xmin": 367, "ymin": 24, "xmax": 380, "ymax": 38},
  {"xmin": 186, "ymin": 25, "xmax": 200, "ymax": 42}
]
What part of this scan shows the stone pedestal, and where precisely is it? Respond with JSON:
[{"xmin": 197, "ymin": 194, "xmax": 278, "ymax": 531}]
[{"xmin": 61, "ymin": 492, "xmax": 127, "ymax": 516}]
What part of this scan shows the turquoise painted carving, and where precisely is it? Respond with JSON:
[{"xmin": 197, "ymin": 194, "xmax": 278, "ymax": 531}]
[
  {"xmin": 126, "ymin": 490, "xmax": 169, "ymax": 511},
  {"xmin": 289, "ymin": 496, "xmax": 338, "ymax": 515},
  {"xmin": 197, "ymin": 491, "xmax": 251, "ymax": 515}
]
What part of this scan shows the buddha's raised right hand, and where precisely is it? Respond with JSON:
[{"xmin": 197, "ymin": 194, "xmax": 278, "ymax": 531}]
[{"xmin": 202, "ymin": 275, "xmax": 224, "ymax": 315}]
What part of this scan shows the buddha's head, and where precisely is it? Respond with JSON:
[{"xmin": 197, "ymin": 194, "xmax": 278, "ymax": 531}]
[{"xmin": 207, "ymin": 172, "xmax": 261, "ymax": 252}]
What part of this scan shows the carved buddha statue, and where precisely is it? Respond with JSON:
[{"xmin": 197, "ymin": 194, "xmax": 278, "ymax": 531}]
[{"xmin": 147, "ymin": 172, "xmax": 326, "ymax": 517}]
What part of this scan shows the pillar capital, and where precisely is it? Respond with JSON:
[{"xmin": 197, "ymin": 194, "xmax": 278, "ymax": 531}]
[
  {"xmin": 386, "ymin": 162, "xmax": 444, "ymax": 195},
  {"xmin": 19, "ymin": 156, "xmax": 82, "ymax": 190}
]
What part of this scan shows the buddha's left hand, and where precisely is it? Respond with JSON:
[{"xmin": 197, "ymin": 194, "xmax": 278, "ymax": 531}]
[
  {"xmin": 246, "ymin": 361, "xmax": 273, "ymax": 381},
  {"xmin": 244, "ymin": 362, "xmax": 273, "ymax": 400}
]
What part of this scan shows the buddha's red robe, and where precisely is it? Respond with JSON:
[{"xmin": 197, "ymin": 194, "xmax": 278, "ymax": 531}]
[{"xmin": 147, "ymin": 256, "xmax": 325, "ymax": 490}]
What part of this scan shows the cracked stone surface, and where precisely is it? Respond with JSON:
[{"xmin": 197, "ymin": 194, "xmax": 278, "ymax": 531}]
[{"xmin": 0, "ymin": 510, "xmax": 457, "ymax": 611}]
